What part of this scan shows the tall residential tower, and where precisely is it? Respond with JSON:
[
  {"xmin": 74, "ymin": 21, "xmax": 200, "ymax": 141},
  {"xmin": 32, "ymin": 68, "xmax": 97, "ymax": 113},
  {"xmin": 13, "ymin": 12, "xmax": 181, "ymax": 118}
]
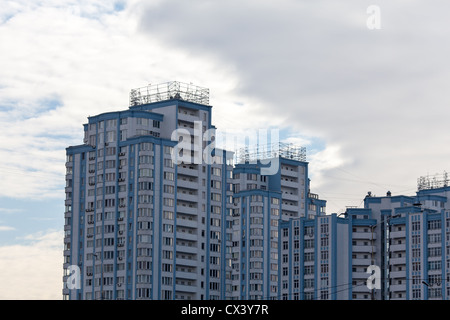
[{"xmin": 63, "ymin": 82, "xmax": 233, "ymax": 300}]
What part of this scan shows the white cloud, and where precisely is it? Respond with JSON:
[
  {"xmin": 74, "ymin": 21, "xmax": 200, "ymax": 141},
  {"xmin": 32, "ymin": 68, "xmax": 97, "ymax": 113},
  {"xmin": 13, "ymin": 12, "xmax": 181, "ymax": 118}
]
[
  {"xmin": 0, "ymin": 226, "xmax": 15, "ymax": 231},
  {"xmin": 0, "ymin": 230, "xmax": 63, "ymax": 299},
  {"xmin": 0, "ymin": 0, "xmax": 239, "ymax": 199}
]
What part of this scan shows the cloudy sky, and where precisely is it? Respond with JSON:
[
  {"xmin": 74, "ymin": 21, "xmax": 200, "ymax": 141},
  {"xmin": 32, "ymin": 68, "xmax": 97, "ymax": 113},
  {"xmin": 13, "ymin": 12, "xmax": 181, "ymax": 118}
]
[{"xmin": 1, "ymin": 0, "xmax": 450, "ymax": 299}]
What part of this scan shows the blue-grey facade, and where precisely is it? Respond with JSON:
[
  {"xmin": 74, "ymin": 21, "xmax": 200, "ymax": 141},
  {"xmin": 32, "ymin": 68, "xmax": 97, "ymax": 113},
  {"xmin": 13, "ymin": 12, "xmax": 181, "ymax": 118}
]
[
  {"xmin": 226, "ymin": 158, "xmax": 326, "ymax": 300},
  {"xmin": 277, "ymin": 189, "xmax": 450, "ymax": 300},
  {"xmin": 63, "ymin": 91, "xmax": 234, "ymax": 300},
  {"xmin": 63, "ymin": 82, "xmax": 450, "ymax": 300}
]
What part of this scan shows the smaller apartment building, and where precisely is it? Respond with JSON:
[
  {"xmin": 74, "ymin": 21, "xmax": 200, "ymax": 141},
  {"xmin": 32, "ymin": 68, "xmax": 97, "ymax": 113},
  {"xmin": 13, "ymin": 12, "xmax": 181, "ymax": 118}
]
[
  {"xmin": 278, "ymin": 187, "xmax": 450, "ymax": 300},
  {"xmin": 280, "ymin": 210, "xmax": 379, "ymax": 300}
]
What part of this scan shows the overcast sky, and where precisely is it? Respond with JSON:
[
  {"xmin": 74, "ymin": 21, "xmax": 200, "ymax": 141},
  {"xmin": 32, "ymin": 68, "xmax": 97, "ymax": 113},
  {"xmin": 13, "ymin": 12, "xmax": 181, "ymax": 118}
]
[{"xmin": 1, "ymin": 0, "xmax": 450, "ymax": 299}]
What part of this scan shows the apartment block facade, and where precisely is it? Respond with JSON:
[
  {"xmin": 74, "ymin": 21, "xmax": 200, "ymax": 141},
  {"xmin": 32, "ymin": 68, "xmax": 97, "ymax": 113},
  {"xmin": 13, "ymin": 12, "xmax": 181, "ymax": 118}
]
[
  {"xmin": 226, "ymin": 157, "xmax": 326, "ymax": 300},
  {"xmin": 63, "ymin": 82, "xmax": 234, "ymax": 300},
  {"xmin": 63, "ymin": 82, "xmax": 450, "ymax": 300},
  {"xmin": 277, "ymin": 188, "xmax": 450, "ymax": 300},
  {"xmin": 363, "ymin": 187, "xmax": 450, "ymax": 300}
]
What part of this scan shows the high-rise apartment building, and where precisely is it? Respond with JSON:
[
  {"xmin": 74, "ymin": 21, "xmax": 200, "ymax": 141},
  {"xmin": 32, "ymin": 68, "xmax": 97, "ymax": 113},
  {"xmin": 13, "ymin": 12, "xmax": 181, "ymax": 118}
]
[
  {"xmin": 63, "ymin": 82, "xmax": 233, "ymax": 300},
  {"xmin": 226, "ymin": 154, "xmax": 326, "ymax": 300}
]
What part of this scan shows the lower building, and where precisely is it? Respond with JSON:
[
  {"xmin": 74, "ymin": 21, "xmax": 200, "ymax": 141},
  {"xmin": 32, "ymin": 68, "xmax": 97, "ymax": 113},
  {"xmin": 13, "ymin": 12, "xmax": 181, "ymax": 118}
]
[{"xmin": 278, "ymin": 186, "xmax": 450, "ymax": 300}]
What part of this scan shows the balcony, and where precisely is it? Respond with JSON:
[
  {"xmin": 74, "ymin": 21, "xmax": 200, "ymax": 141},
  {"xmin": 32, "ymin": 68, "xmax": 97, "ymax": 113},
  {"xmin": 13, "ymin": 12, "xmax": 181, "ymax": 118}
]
[
  {"xmin": 176, "ymin": 242, "xmax": 198, "ymax": 254},
  {"xmin": 178, "ymin": 110, "xmax": 201, "ymax": 123},
  {"xmin": 352, "ymin": 285, "xmax": 371, "ymax": 293},
  {"xmin": 281, "ymin": 179, "xmax": 299, "ymax": 189},
  {"xmin": 282, "ymin": 192, "xmax": 299, "ymax": 202},
  {"xmin": 389, "ymin": 244, "xmax": 406, "ymax": 252},
  {"xmin": 389, "ymin": 257, "xmax": 406, "ymax": 266},
  {"xmin": 389, "ymin": 270, "xmax": 406, "ymax": 279},
  {"xmin": 177, "ymin": 177, "xmax": 198, "ymax": 189},
  {"xmin": 176, "ymin": 216, "xmax": 198, "ymax": 229},
  {"xmin": 352, "ymin": 245, "xmax": 374, "ymax": 253},
  {"xmin": 281, "ymin": 168, "xmax": 298, "ymax": 178},
  {"xmin": 176, "ymin": 257, "xmax": 198, "ymax": 267},
  {"xmin": 177, "ymin": 190, "xmax": 198, "ymax": 203},
  {"xmin": 175, "ymin": 271, "xmax": 198, "ymax": 280},
  {"xmin": 177, "ymin": 203, "xmax": 198, "ymax": 215},
  {"xmin": 353, "ymin": 232, "xmax": 376, "ymax": 240},
  {"xmin": 390, "ymin": 231, "xmax": 405, "ymax": 239},
  {"xmin": 389, "ymin": 284, "xmax": 406, "ymax": 293},
  {"xmin": 282, "ymin": 202, "xmax": 299, "ymax": 212},
  {"xmin": 352, "ymin": 258, "xmax": 372, "ymax": 266},
  {"xmin": 178, "ymin": 165, "xmax": 200, "ymax": 176},
  {"xmin": 176, "ymin": 283, "xmax": 198, "ymax": 293},
  {"xmin": 176, "ymin": 230, "xmax": 198, "ymax": 242},
  {"xmin": 352, "ymin": 271, "xmax": 370, "ymax": 280}
]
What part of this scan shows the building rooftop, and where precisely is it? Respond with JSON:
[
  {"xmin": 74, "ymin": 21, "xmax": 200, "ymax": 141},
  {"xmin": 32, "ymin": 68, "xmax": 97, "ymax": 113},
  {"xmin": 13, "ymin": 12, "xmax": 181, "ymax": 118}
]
[
  {"xmin": 417, "ymin": 171, "xmax": 449, "ymax": 191},
  {"xmin": 235, "ymin": 142, "xmax": 306, "ymax": 164},
  {"xmin": 129, "ymin": 81, "xmax": 210, "ymax": 107}
]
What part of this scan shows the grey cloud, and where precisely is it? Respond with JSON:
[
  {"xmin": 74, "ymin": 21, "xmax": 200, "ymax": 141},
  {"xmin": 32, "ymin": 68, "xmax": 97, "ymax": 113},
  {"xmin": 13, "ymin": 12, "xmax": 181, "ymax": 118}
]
[{"xmin": 138, "ymin": 0, "xmax": 450, "ymax": 211}]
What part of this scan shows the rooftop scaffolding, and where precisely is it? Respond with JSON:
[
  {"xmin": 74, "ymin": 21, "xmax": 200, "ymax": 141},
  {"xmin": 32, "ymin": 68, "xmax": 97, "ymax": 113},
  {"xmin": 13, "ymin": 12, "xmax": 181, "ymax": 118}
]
[
  {"xmin": 235, "ymin": 142, "xmax": 306, "ymax": 164},
  {"xmin": 130, "ymin": 81, "xmax": 210, "ymax": 107},
  {"xmin": 417, "ymin": 171, "xmax": 449, "ymax": 191}
]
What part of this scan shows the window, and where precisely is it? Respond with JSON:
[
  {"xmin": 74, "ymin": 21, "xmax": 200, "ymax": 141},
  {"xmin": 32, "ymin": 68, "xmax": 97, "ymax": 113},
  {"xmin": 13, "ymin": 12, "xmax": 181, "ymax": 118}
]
[
  {"xmin": 428, "ymin": 261, "xmax": 441, "ymax": 271},
  {"xmin": 164, "ymin": 146, "xmax": 172, "ymax": 155},
  {"xmin": 211, "ymin": 180, "xmax": 221, "ymax": 189},
  {"xmin": 163, "ymin": 198, "xmax": 174, "ymax": 207},
  {"xmin": 428, "ymin": 247, "xmax": 441, "ymax": 257},
  {"xmin": 104, "ymin": 160, "xmax": 115, "ymax": 169},
  {"xmin": 428, "ymin": 233, "xmax": 441, "ymax": 244},
  {"xmin": 428, "ymin": 220, "xmax": 441, "ymax": 230},
  {"xmin": 139, "ymin": 168, "xmax": 152, "ymax": 178},
  {"xmin": 164, "ymin": 172, "xmax": 174, "ymax": 181},
  {"xmin": 163, "ymin": 211, "xmax": 174, "ymax": 220},
  {"xmin": 106, "ymin": 131, "xmax": 116, "ymax": 143},
  {"xmin": 141, "ymin": 143, "xmax": 153, "ymax": 151},
  {"xmin": 139, "ymin": 155, "xmax": 152, "ymax": 164},
  {"xmin": 211, "ymin": 167, "xmax": 221, "ymax": 176},
  {"xmin": 321, "ymin": 224, "xmax": 329, "ymax": 234},
  {"xmin": 163, "ymin": 185, "xmax": 174, "ymax": 194},
  {"xmin": 138, "ymin": 194, "xmax": 152, "ymax": 204},
  {"xmin": 164, "ymin": 158, "xmax": 174, "ymax": 168},
  {"xmin": 211, "ymin": 193, "xmax": 221, "ymax": 202},
  {"xmin": 139, "ymin": 181, "xmax": 153, "ymax": 191},
  {"xmin": 106, "ymin": 119, "xmax": 117, "ymax": 128},
  {"xmin": 136, "ymin": 118, "xmax": 149, "ymax": 126}
]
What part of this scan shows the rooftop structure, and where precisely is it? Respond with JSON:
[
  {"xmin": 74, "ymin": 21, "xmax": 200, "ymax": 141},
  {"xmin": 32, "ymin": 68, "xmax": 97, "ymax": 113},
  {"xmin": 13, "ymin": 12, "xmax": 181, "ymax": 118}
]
[
  {"xmin": 130, "ymin": 81, "xmax": 210, "ymax": 107},
  {"xmin": 417, "ymin": 171, "xmax": 449, "ymax": 191},
  {"xmin": 235, "ymin": 142, "xmax": 306, "ymax": 164}
]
